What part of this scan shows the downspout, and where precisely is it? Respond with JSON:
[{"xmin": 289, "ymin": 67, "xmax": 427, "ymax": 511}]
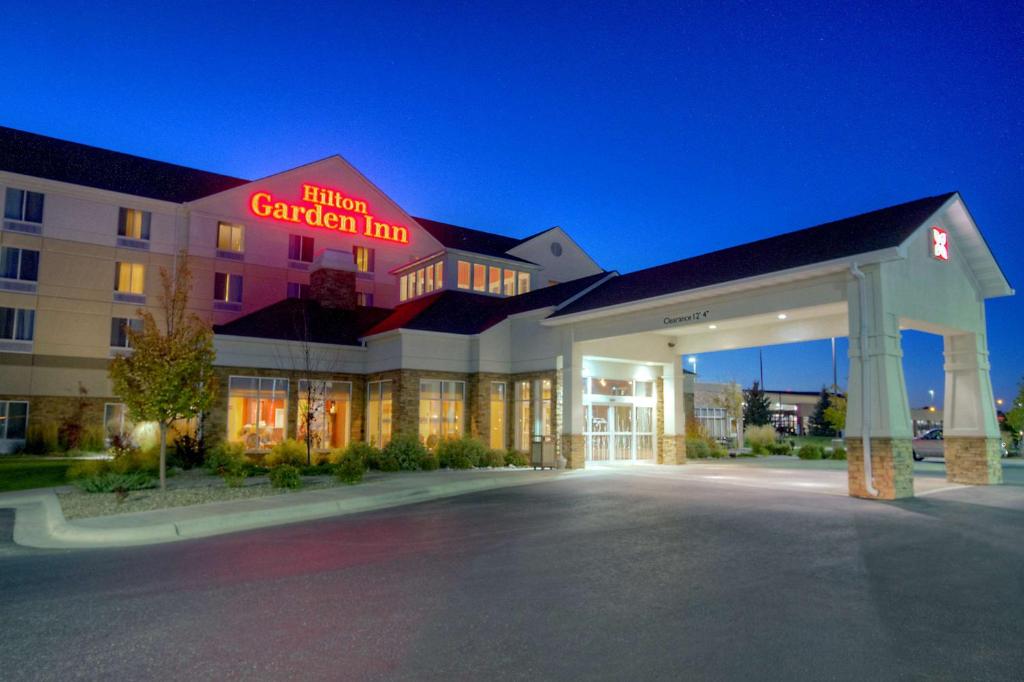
[{"xmin": 849, "ymin": 264, "xmax": 879, "ymax": 497}]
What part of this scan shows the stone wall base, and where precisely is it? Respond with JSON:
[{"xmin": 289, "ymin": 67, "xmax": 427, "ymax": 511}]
[
  {"xmin": 846, "ymin": 438, "xmax": 914, "ymax": 500},
  {"xmin": 560, "ymin": 434, "xmax": 585, "ymax": 469},
  {"xmin": 944, "ymin": 437, "xmax": 1003, "ymax": 485},
  {"xmin": 658, "ymin": 434, "xmax": 687, "ymax": 465}
]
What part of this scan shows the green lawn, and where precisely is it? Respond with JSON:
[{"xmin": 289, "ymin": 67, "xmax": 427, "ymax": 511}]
[{"xmin": 0, "ymin": 457, "xmax": 73, "ymax": 492}]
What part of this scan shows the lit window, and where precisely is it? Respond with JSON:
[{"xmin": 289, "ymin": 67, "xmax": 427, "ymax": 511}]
[
  {"xmin": 354, "ymin": 246, "xmax": 374, "ymax": 272},
  {"xmin": 435, "ymin": 261, "xmax": 444, "ymax": 289},
  {"xmin": 503, "ymin": 269, "xmax": 515, "ymax": 296},
  {"xmin": 214, "ymin": 272, "xmax": 243, "ymax": 303},
  {"xmin": 0, "ymin": 247, "xmax": 39, "ymax": 281},
  {"xmin": 227, "ymin": 376, "xmax": 289, "ymax": 449},
  {"xmin": 418, "ymin": 380, "xmax": 465, "ymax": 446},
  {"xmin": 488, "ymin": 266, "xmax": 501, "ymax": 294},
  {"xmin": 518, "ymin": 271, "xmax": 531, "ymax": 294},
  {"xmin": 0, "ymin": 401, "xmax": 29, "ymax": 440},
  {"xmin": 490, "ymin": 382, "xmax": 506, "ymax": 450},
  {"xmin": 357, "ymin": 292, "xmax": 373, "ymax": 307},
  {"xmin": 0, "ymin": 307, "xmax": 34, "ymax": 341},
  {"xmin": 417, "ymin": 268, "xmax": 426, "ymax": 296},
  {"xmin": 4, "ymin": 188, "xmax": 44, "ymax": 223},
  {"xmin": 110, "ymin": 317, "xmax": 143, "ymax": 348},
  {"xmin": 114, "ymin": 262, "xmax": 145, "ymax": 294},
  {"xmin": 473, "ymin": 263, "xmax": 486, "ymax": 292},
  {"xmin": 118, "ymin": 208, "xmax": 151, "ymax": 240},
  {"xmin": 286, "ymin": 282, "xmax": 310, "ymax": 299},
  {"xmin": 457, "ymin": 260, "xmax": 471, "ymax": 289},
  {"xmin": 217, "ymin": 222, "xmax": 244, "ymax": 253},
  {"xmin": 425, "ymin": 264, "xmax": 435, "ymax": 293},
  {"xmin": 366, "ymin": 380, "xmax": 393, "ymax": 447},
  {"xmin": 288, "ymin": 234, "xmax": 314, "ymax": 262},
  {"xmin": 400, "ymin": 274, "xmax": 409, "ymax": 302},
  {"xmin": 297, "ymin": 380, "xmax": 352, "ymax": 451},
  {"xmin": 514, "ymin": 380, "xmax": 531, "ymax": 452}
]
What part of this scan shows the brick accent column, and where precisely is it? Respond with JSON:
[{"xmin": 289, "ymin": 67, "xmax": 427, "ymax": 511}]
[
  {"xmin": 846, "ymin": 438, "xmax": 914, "ymax": 499},
  {"xmin": 560, "ymin": 433, "xmax": 585, "ymax": 469},
  {"xmin": 659, "ymin": 435, "xmax": 687, "ymax": 465},
  {"xmin": 944, "ymin": 437, "xmax": 1003, "ymax": 485}
]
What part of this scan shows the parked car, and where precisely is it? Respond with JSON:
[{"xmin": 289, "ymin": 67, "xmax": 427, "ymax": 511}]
[{"xmin": 911, "ymin": 428, "xmax": 1009, "ymax": 461}]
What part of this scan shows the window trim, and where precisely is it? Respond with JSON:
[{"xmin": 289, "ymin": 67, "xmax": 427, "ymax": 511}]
[
  {"xmin": 0, "ymin": 400, "xmax": 30, "ymax": 441},
  {"xmin": 216, "ymin": 221, "xmax": 245, "ymax": 255}
]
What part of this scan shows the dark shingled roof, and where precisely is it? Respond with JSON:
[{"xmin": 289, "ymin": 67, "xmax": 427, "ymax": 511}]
[
  {"xmin": 0, "ymin": 125, "xmax": 249, "ymax": 203},
  {"xmin": 413, "ymin": 216, "xmax": 537, "ymax": 264},
  {"xmin": 364, "ymin": 271, "xmax": 611, "ymax": 337},
  {"xmin": 552, "ymin": 193, "xmax": 956, "ymax": 318},
  {"xmin": 214, "ymin": 299, "xmax": 393, "ymax": 346}
]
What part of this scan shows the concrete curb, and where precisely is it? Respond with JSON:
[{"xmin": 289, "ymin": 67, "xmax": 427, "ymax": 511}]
[{"xmin": 1, "ymin": 472, "xmax": 573, "ymax": 549}]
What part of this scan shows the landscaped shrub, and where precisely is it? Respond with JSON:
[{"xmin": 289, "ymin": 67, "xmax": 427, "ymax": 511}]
[
  {"xmin": 205, "ymin": 441, "xmax": 247, "ymax": 475},
  {"xmin": 24, "ymin": 421, "xmax": 60, "ymax": 454},
  {"xmin": 334, "ymin": 450, "xmax": 366, "ymax": 484},
  {"xmin": 745, "ymin": 425, "xmax": 777, "ymax": 453},
  {"xmin": 419, "ymin": 451, "xmax": 440, "ymax": 470},
  {"xmin": 383, "ymin": 433, "xmax": 429, "ymax": 471},
  {"xmin": 685, "ymin": 438, "xmax": 711, "ymax": 459},
  {"xmin": 299, "ymin": 462, "xmax": 333, "ymax": 476},
  {"xmin": 505, "ymin": 450, "xmax": 530, "ymax": 467},
  {"xmin": 265, "ymin": 439, "xmax": 308, "ymax": 468},
  {"xmin": 170, "ymin": 434, "xmax": 205, "ymax": 470},
  {"xmin": 78, "ymin": 426, "xmax": 106, "ymax": 453},
  {"xmin": 829, "ymin": 446, "xmax": 847, "ymax": 461},
  {"xmin": 797, "ymin": 444, "xmax": 824, "ymax": 460},
  {"xmin": 767, "ymin": 441, "xmax": 793, "ymax": 456},
  {"xmin": 708, "ymin": 443, "xmax": 728, "ymax": 458},
  {"xmin": 269, "ymin": 464, "xmax": 302, "ymax": 489},
  {"xmin": 75, "ymin": 471, "xmax": 156, "ymax": 493},
  {"xmin": 109, "ymin": 447, "xmax": 160, "ymax": 475},
  {"xmin": 66, "ymin": 460, "xmax": 106, "ymax": 480},
  {"xmin": 330, "ymin": 442, "xmax": 381, "ymax": 467},
  {"xmin": 435, "ymin": 435, "xmax": 486, "ymax": 469}
]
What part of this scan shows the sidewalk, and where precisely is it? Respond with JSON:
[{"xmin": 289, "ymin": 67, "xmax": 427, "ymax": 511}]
[{"xmin": 0, "ymin": 469, "xmax": 570, "ymax": 549}]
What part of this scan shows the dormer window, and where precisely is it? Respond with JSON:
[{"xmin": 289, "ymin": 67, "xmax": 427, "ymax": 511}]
[{"xmin": 453, "ymin": 259, "xmax": 531, "ymax": 297}]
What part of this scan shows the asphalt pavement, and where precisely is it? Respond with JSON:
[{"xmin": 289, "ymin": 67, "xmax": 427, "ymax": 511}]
[{"xmin": 1, "ymin": 463, "xmax": 1022, "ymax": 681}]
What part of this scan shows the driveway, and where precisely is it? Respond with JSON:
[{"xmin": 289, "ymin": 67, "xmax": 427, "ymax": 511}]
[{"xmin": 1, "ymin": 461, "xmax": 1022, "ymax": 680}]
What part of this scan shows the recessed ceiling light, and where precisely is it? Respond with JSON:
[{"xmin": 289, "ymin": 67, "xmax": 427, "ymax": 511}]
[
  {"xmin": 777, "ymin": 313, "xmax": 787, "ymax": 320},
  {"xmin": 708, "ymin": 324, "xmax": 717, "ymax": 329}
]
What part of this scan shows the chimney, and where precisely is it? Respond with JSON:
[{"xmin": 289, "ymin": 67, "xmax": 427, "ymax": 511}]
[{"xmin": 309, "ymin": 249, "xmax": 358, "ymax": 310}]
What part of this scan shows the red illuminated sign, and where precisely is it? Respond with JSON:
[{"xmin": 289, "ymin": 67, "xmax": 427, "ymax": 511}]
[
  {"xmin": 250, "ymin": 184, "xmax": 409, "ymax": 245},
  {"xmin": 931, "ymin": 226, "xmax": 948, "ymax": 261}
]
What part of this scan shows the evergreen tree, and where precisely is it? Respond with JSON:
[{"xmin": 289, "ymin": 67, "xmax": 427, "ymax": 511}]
[
  {"xmin": 743, "ymin": 381, "xmax": 772, "ymax": 427},
  {"xmin": 809, "ymin": 388, "xmax": 835, "ymax": 436}
]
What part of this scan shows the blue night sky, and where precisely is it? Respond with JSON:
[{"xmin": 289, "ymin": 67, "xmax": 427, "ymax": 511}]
[{"xmin": 2, "ymin": 1, "xmax": 1022, "ymax": 406}]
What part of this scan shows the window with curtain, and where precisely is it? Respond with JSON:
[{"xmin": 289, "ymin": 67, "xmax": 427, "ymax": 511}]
[
  {"xmin": 114, "ymin": 262, "xmax": 145, "ymax": 294},
  {"xmin": 418, "ymin": 380, "xmax": 465, "ymax": 446},
  {"xmin": 217, "ymin": 221, "xmax": 245, "ymax": 253},
  {"xmin": 226, "ymin": 377, "xmax": 289, "ymax": 449},
  {"xmin": 366, "ymin": 380, "xmax": 393, "ymax": 446},
  {"xmin": 118, "ymin": 208, "xmax": 151, "ymax": 240}
]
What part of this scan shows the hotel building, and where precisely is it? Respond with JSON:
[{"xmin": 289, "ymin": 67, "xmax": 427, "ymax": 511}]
[{"xmin": 0, "ymin": 126, "xmax": 1012, "ymax": 500}]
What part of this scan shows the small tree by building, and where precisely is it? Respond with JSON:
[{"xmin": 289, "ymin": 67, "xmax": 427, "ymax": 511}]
[
  {"xmin": 824, "ymin": 395, "xmax": 847, "ymax": 437},
  {"xmin": 1004, "ymin": 378, "xmax": 1024, "ymax": 448},
  {"xmin": 809, "ymin": 388, "xmax": 836, "ymax": 437},
  {"xmin": 743, "ymin": 381, "xmax": 772, "ymax": 427},
  {"xmin": 109, "ymin": 254, "xmax": 217, "ymax": 489},
  {"xmin": 713, "ymin": 381, "xmax": 745, "ymax": 446}
]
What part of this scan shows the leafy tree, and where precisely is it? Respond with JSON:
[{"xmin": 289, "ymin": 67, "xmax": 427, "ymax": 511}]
[
  {"xmin": 808, "ymin": 388, "xmax": 836, "ymax": 437},
  {"xmin": 824, "ymin": 395, "xmax": 847, "ymax": 437},
  {"xmin": 743, "ymin": 381, "xmax": 772, "ymax": 427},
  {"xmin": 109, "ymin": 255, "xmax": 217, "ymax": 489},
  {"xmin": 713, "ymin": 381, "xmax": 745, "ymax": 444},
  {"xmin": 1005, "ymin": 379, "xmax": 1024, "ymax": 445}
]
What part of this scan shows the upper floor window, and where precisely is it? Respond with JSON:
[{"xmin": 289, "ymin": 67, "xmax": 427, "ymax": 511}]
[
  {"xmin": 4, "ymin": 188, "xmax": 44, "ymax": 224},
  {"xmin": 472, "ymin": 263, "xmax": 486, "ymax": 292},
  {"xmin": 488, "ymin": 266, "xmax": 501, "ymax": 294},
  {"xmin": 518, "ymin": 271, "xmax": 531, "ymax": 294},
  {"xmin": 110, "ymin": 317, "xmax": 143, "ymax": 348},
  {"xmin": 217, "ymin": 221, "xmax": 244, "ymax": 254},
  {"xmin": 455, "ymin": 259, "xmax": 531, "ymax": 297},
  {"xmin": 457, "ymin": 260, "xmax": 471, "ymax": 289},
  {"xmin": 354, "ymin": 246, "xmax": 374, "ymax": 272},
  {"xmin": 288, "ymin": 235, "xmax": 314, "ymax": 263},
  {"xmin": 0, "ymin": 247, "xmax": 39, "ymax": 282},
  {"xmin": 357, "ymin": 292, "xmax": 374, "ymax": 307},
  {"xmin": 214, "ymin": 272, "xmax": 243, "ymax": 303},
  {"xmin": 118, "ymin": 208, "xmax": 151, "ymax": 240},
  {"xmin": 114, "ymin": 262, "xmax": 145, "ymax": 295},
  {"xmin": 0, "ymin": 307, "xmax": 35, "ymax": 341},
  {"xmin": 398, "ymin": 260, "xmax": 445, "ymax": 302}
]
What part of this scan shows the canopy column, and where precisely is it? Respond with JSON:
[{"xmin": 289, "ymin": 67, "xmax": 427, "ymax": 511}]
[
  {"xmin": 658, "ymin": 361, "xmax": 687, "ymax": 464},
  {"xmin": 943, "ymin": 330, "xmax": 1003, "ymax": 484}
]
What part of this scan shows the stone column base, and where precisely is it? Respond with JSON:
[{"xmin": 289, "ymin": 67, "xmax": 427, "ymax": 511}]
[
  {"xmin": 846, "ymin": 438, "xmax": 914, "ymax": 500},
  {"xmin": 944, "ymin": 437, "xmax": 1003, "ymax": 485},
  {"xmin": 560, "ymin": 434, "xmax": 585, "ymax": 469},
  {"xmin": 658, "ymin": 435, "xmax": 687, "ymax": 465}
]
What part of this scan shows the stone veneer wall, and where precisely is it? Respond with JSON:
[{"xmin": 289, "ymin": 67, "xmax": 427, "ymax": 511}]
[
  {"xmin": 0, "ymin": 394, "xmax": 109, "ymax": 434},
  {"xmin": 846, "ymin": 438, "xmax": 914, "ymax": 499},
  {"xmin": 944, "ymin": 437, "xmax": 1003, "ymax": 485},
  {"xmin": 654, "ymin": 377, "xmax": 687, "ymax": 465}
]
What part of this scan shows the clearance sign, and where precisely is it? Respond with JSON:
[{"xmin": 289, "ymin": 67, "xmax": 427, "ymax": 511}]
[{"xmin": 250, "ymin": 184, "xmax": 409, "ymax": 245}]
